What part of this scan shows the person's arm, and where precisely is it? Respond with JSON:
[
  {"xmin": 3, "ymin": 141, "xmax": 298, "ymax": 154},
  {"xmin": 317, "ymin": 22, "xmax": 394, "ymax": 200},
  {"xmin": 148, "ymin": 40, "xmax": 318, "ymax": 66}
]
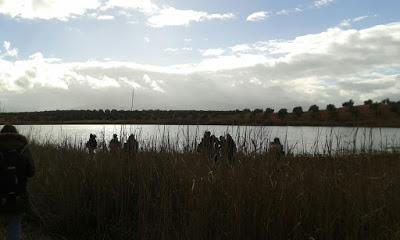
[{"xmin": 22, "ymin": 146, "xmax": 35, "ymax": 178}]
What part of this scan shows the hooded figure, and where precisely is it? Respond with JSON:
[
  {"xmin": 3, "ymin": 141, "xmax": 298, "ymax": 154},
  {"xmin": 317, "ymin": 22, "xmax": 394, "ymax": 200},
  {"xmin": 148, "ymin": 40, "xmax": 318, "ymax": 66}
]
[
  {"xmin": 0, "ymin": 125, "xmax": 35, "ymax": 240},
  {"xmin": 269, "ymin": 137, "xmax": 284, "ymax": 159}
]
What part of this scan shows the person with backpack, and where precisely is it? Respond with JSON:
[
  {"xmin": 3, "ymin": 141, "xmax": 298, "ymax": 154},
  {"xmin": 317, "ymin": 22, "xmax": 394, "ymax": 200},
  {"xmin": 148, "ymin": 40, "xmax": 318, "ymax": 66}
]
[{"xmin": 0, "ymin": 125, "xmax": 35, "ymax": 240}]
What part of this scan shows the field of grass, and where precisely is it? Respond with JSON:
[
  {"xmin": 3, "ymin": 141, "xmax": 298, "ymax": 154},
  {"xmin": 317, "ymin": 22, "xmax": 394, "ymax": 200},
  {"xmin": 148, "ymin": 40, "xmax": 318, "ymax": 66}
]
[{"xmin": 8, "ymin": 138, "xmax": 397, "ymax": 240}]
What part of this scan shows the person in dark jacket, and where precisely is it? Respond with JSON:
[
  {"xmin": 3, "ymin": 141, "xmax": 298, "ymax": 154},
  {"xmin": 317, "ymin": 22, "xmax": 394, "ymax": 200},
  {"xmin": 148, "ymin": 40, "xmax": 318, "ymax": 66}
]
[
  {"xmin": 219, "ymin": 134, "xmax": 237, "ymax": 164},
  {"xmin": 269, "ymin": 137, "xmax": 284, "ymax": 160},
  {"xmin": 86, "ymin": 134, "xmax": 97, "ymax": 154},
  {"xmin": 0, "ymin": 125, "xmax": 35, "ymax": 240},
  {"xmin": 123, "ymin": 134, "xmax": 139, "ymax": 156},
  {"xmin": 109, "ymin": 134, "xmax": 122, "ymax": 153}
]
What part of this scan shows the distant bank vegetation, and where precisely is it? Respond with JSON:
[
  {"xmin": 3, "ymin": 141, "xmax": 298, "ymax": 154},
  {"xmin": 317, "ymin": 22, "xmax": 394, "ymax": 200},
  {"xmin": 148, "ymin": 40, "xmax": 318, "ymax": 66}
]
[{"xmin": 1, "ymin": 98, "xmax": 400, "ymax": 127}]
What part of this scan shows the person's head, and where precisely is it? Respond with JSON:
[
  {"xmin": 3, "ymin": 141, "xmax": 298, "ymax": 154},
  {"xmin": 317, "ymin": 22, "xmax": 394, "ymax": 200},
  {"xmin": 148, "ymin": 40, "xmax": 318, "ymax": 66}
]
[
  {"xmin": 90, "ymin": 134, "xmax": 96, "ymax": 139},
  {"xmin": 1, "ymin": 125, "xmax": 18, "ymax": 134},
  {"xmin": 204, "ymin": 131, "xmax": 211, "ymax": 137},
  {"xmin": 273, "ymin": 138, "xmax": 281, "ymax": 144},
  {"xmin": 113, "ymin": 134, "xmax": 118, "ymax": 139}
]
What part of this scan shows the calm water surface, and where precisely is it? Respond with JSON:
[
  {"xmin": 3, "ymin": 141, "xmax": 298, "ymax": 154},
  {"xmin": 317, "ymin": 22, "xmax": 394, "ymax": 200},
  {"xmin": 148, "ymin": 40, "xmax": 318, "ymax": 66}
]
[{"xmin": 9, "ymin": 125, "xmax": 400, "ymax": 154}]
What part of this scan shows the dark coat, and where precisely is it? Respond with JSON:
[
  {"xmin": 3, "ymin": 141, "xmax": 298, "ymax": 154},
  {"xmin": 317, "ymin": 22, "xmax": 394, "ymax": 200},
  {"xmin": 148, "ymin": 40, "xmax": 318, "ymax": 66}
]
[{"xmin": 0, "ymin": 133, "xmax": 35, "ymax": 215}]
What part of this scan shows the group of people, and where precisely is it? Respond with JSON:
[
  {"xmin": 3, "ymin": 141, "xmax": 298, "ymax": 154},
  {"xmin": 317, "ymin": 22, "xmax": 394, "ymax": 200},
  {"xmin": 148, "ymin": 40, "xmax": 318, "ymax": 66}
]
[
  {"xmin": 197, "ymin": 131, "xmax": 237, "ymax": 164},
  {"xmin": 85, "ymin": 133, "xmax": 139, "ymax": 155},
  {"xmin": 0, "ymin": 124, "xmax": 286, "ymax": 239},
  {"xmin": 197, "ymin": 131, "xmax": 285, "ymax": 163}
]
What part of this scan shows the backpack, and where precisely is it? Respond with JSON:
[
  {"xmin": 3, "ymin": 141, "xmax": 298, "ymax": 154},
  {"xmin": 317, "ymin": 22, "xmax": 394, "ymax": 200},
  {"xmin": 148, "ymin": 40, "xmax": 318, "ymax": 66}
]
[{"xmin": 0, "ymin": 149, "xmax": 28, "ymax": 210}]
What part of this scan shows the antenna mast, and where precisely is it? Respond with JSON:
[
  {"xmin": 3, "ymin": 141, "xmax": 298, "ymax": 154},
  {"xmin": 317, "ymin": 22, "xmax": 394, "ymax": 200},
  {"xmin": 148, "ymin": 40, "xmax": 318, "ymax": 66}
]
[{"xmin": 130, "ymin": 88, "xmax": 135, "ymax": 111}]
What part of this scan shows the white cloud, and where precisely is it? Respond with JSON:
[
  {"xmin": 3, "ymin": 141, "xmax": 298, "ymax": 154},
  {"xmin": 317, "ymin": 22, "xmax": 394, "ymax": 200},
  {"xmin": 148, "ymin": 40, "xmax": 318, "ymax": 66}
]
[
  {"xmin": 1, "ymin": 22, "xmax": 400, "ymax": 111},
  {"xmin": 0, "ymin": 0, "xmax": 101, "ymax": 20},
  {"xmin": 144, "ymin": 37, "xmax": 150, "ymax": 43},
  {"xmin": 338, "ymin": 16, "xmax": 370, "ymax": 29},
  {"xmin": 201, "ymin": 48, "xmax": 225, "ymax": 57},
  {"xmin": 339, "ymin": 19, "xmax": 351, "ymax": 28},
  {"xmin": 276, "ymin": 8, "xmax": 302, "ymax": 16},
  {"xmin": 103, "ymin": 0, "xmax": 159, "ymax": 15},
  {"xmin": 230, "ymin": 44, "xmax": 252, "ymax": 54},
  {"xmin": 1, "ymin": 41, "xmax": 18, "ymax": 58},
  {"xmin": 164, "ymin": 48, "xmax": 192, "ymax": 53},
  {"xmin": 314, "ymin": 0, "xmax": 334, "ymax": 8},
  {"xmin": 97, "ymin": 15, "xmax": 114, "ymax": 20},
  {"xmin": 184, "ymin": 38, "xmax": 193, "ymax": 43},
  {"xmin": 147, "ymin": 7, "xmax": 234, "ymax": 28},
  {"xmin": 353, "ymin": 16, "xmax": 369, "ymax": 22},
  {"xmin": 246, "ymin": 11, "xmax": 270, "ymax": 22},
  {"xmin": 0, "ymin": 0, "xmax": 235, "ymax": 29}
]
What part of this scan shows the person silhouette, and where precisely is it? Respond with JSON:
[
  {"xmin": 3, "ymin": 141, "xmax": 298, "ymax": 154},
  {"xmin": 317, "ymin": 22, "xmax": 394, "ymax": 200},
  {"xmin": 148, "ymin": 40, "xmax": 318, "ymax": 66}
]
[
  {"xmin": 124, "ymin": 134, "xmax": 139, "ymax": 156},
  {"xmin": 109, "ymin": 134, "xmax": 122, "ymax": 153},
  {"xmin": 0, "ymin": 125, "xmax": 35, "ymax": 240},
  {"xmin": 86, "ymin": 134, "xmax": 97, "ymax": 154},
  {"xmin": 269, "ymin": 137, "xmax": 284, "ymax": 160}
]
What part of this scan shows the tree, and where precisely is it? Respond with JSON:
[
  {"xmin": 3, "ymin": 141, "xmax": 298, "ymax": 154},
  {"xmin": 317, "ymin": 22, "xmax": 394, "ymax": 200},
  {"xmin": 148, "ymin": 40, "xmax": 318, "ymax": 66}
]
[
  {"xmin": 326, "ymin": 104, "xmax": 337, "ymax": 118},
  {"xmin": 308, "ymin": 105, "xmax": 319, "ymax": 113},
  {"xmin": 381, "ymin": 98, "xmax": 391, "ymax": 105},
  {"xmin": 278, "ymin": 108, "xmax": 288, "ymax": 119},
  {"xmin": 326, "ymin": 104, "xmax": 336, "ymax": 112},
  {"xmin": 253, "ymin": 108, "xmax": 263, "ymax": 114},
  {"xmin": 364, "ymin": 99, "xmax": 373, "ymax": 105},
  {"xmin": 371, "ymin": 102, "xmax": 381, "ymax": 117},
  {"xmin": 264, "ymin": 108, "xmax": 274, "ymax": 119},
  {"xmin": 342, "ymin": 99, "xmax": 354, "ymax": 108},
  {"xmin": 389, "ymin": 101, "xmax": 400, "ymax": 114},
  {"xmin": 292, "ymin": 106, "xmax": 303, "ymax": 117}
]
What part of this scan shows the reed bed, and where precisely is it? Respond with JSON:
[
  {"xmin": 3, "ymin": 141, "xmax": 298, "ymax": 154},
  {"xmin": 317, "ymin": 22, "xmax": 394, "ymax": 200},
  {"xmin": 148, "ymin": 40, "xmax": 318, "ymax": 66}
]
[{"xmin": 15, "ymin": 135, "xmax": 400, "ymax": 240}]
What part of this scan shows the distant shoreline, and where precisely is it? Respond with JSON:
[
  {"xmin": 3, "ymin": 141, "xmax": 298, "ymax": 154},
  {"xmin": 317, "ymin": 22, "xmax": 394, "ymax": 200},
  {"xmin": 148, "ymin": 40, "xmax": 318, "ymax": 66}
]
[
  {"xmin": 1, "ymin": 103, "xmax": 400, "ymax": 128},
  {"xmin": 3, "ymin": 120, "xmax": 400, "ymax": 128}
]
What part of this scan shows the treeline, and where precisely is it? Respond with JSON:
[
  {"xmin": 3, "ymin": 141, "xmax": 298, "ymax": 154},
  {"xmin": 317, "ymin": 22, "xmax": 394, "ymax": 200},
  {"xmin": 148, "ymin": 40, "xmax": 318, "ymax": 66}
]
[{"xmin": 1, "ymin": 98, "xmax": 400, "ymax": 127}]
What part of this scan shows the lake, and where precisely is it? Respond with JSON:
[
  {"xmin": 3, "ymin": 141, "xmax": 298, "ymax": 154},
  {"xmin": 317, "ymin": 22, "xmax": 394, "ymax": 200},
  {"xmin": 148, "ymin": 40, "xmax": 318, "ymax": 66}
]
[{"xmin": 7, "ymin": 124, "xmax": 400, "ymax": 154}]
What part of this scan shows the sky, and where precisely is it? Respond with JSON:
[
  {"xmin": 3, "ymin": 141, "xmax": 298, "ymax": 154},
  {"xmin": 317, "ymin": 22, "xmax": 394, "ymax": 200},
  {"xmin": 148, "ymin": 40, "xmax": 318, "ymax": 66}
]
[{"xmin": 0, "ymin": 0, "xmax": 400, "ymax": 112}]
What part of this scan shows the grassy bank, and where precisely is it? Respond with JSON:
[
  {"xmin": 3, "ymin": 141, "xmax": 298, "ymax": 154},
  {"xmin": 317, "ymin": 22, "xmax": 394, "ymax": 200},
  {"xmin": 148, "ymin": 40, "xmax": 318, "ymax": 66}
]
[{"xmin": 20, "ymin": 141, "xmax": 400, "ymax": 240}]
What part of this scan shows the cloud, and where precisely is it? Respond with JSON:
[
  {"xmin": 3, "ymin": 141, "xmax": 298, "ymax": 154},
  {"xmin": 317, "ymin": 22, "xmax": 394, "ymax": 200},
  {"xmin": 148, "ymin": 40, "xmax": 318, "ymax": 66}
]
[
  {"xmin": 338, "ymin": 15, "xmax": 371, "ymax": 29},
  {"xmin": 164, "ymin": 48, "xmax": 192, "ymax": 53},
  {"xmin": 201, "ymin": 48, "xmax": 225, "ymax": 57},
  {"xmin": 246, "ymin": 11, "xmax": 270, "ymax": 22},
  {"xmin": 314, "ymin": 0, "xmax": 334, "ymax": 8},
  {"xmin": 97, "ymin": 15, "xmax": 114, "ymax": 20},
  {"xmin": 1, "ymin": 22, "xmax": 400, "ymax": 111},
  {"xmin": 353, "ymin": 16, "xmax": 369, "ymax": 22},
  {"xmin": 144, "ymin": 37, "xmax": 150, "ymax": 43},
  {"xmin": 0, "ymin": 41, "xmax": 18, "ymax": 58},
  {"xmin": 0, "ymin": 0, "xmax": 101, "ymax": 20},
  {"xmin": 0, "ymin": 0, "xmax": 235, "ymax": 29},
  {"xmin": 147, "ymin": 7, "xmax": 234, "ymax": 28},
  {"xmin": 103, "ymin": 0, "xmax": 159, "ymax": 15},
  {"xmin": 276, "ymin": 8, "xmax": 302, "ymax": 16}
]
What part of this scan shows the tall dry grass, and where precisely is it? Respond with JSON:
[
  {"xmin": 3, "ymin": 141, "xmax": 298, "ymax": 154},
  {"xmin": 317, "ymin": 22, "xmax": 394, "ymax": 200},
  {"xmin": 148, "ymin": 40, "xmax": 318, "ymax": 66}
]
[{"xmin": 22, "ymin": 137, "xmax": 400, "ymax": 240}]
